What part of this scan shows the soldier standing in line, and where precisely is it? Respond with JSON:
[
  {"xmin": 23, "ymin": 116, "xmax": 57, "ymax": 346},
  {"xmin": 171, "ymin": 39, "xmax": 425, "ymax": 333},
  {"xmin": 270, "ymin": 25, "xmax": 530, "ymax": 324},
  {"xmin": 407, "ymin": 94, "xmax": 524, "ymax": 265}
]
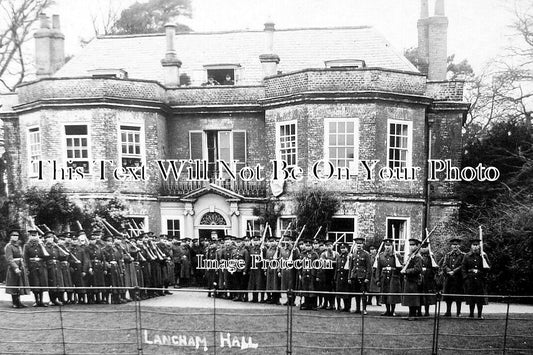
[
  {"xmin": 179, "ymin": 237, "xmax": 192, "ymax": 288},
  {"xmin": 367, "ymin": 245, "xmax": 381, "ymax": 306},
  {"xmin": 241, "ymin": 236, "xmax": 252, "ymax": 302},
  {"xmin": 216, "ymin": 237, "xmax": 228, "ymax": 297},
  {"xmin": 376, "ymin": 238, "xmax": 402, "ymax": 316},
  {"xmin": 44, "ymin": 231, "xmax": 67, "ymax": 306},
  {"xmin": 462, "ymin": 238, "xmax": 490, "ymax": 319},
  {"xmin": 231, "ymin": 236, "xmax": 249, "ymax": 301},
  {"xmin": 442, "ymin": 238, "xmax": 465, "ymax": 317},
  {"xmin": 265, "ymin": 236, "xmax": 281, "ymax": 305},
  {"xmin": 205, "ymin": 239, "xmax": 218, "ymax": 297},
  {"xmin": 247, "ymin": 236, "xmax": 265, "ymax": 303},
  {"xmin": 171, "ymin": 237, "xmax": 181, "ymax": 287},
  {"xmin": 299, "ymin": 239, "xmax": 319, "ymax": 310},
  {"xmin": 318, "ymin": 240, "xmax": 336, "ymax": 310},
  {"xmin": 334, "ymin": 243, "xmax": 351, "ymax": 312},
  {"xmin": 139, "ymin": 234, "xmax": 154, "ymax": 299},
  {"xmin": 4, "ymin": 230, "xmax": 29, "ymax": 308},
  {"xmin": 279, "ymin": 235, "xmax": 297, "ymax": 306},
  {"xmin": 23, "ymin": 229, "xmax": 49, "ymax": 307},
  {"xmin": 401, "ymin": 238, "xmax": 423, "ymax": 320},
  {"xmin": 190, "ymin": 237, "xmax": 201, "ymax": 286},
  {"xmin": 86, "ymin": 231, "xmax": 105, "ymax": 304},
  {"xmin": 102, "ymin": 235, "xmax": 124, "ymax": 304},
  {"xmin": 57, "ymin": 234, "xmax": 74, "ymax": 304},
  {"xmin": 419, "ymin": 241, "xmax": 438, "ymax": 317},
  {"xmin": 348, "ymin": 237, "xmax": 372, "ymax": 315}
]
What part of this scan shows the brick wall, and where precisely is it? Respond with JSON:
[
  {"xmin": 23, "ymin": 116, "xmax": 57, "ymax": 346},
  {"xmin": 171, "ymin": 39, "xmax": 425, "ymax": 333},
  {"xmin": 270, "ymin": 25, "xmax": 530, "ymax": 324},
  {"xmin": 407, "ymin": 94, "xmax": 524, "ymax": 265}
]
[{"xmin": 426, "ymin": 80, "xmax": 465, "ymax": 101}]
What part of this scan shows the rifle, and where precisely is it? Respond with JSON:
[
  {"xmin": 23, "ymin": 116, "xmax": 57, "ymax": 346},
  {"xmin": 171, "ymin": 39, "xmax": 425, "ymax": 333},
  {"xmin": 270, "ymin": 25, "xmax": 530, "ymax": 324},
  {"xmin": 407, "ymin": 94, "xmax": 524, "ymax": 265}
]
[
  {"xmin": 478, "ymin": 226, "xmax": 490, "ymax": 269},
  {"xmin": 312, "ymin": 226, "xmax": 322, "ymax": 240},
  {"xmin": 27, "ymin": 216, "xmax": 50, "ymax": 257},
  {"xmin": 344, "ymin": 239, "xmax": 357, "ymax": 270},
  {"xmin": 247, "ymin": 223, "xmax": 254, "ymax": 238},
  {"xmin": 273, "ymin": 221, "xmax": 292, "ymax": 259},
  {"xmin": 332, "ymin": 233, "xmax": 346, "ymax": 247},
  {"xmin": 372, "ymin": 241, "xmax": 384, "ymax": 269},
  {"xmin": 426, "ymin": 228, "xmax": 439, "ymax": 268},
  {"xmin": 401, "ymin": 225, "xmax": 437, "ymax": 273},
  {"xmin": 75, "ymin": 220, "xmax": 84, "ymax": 231},
  {"xmin": 288, "ymin": 225, "xmax": 306, "ymax": 261},
  {"xmin": 259, "ymin": 222, "xmax": 269, "ymax": 250}
]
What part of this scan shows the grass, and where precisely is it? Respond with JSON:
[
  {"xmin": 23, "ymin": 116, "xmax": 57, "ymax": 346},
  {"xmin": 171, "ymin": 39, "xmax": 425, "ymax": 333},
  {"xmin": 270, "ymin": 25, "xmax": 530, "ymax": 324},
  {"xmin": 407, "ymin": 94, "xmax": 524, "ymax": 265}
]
[{"xmin": 0, "ymin": 301, "xmax": 532, "ymax": 354}]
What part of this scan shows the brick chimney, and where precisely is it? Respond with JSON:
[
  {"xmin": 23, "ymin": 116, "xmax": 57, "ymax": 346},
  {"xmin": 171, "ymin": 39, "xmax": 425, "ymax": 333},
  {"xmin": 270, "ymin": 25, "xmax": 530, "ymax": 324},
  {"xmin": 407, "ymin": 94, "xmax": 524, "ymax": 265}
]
[
  {"xmin": 34, "ymin": 14, "xmax": 65, "ymax": 78},
  {"xmin": 160, "ymin": 23, "xmax": 182, "ymax": 87},
  {"xmin": 259, "ymin": 22, "xmax": 280, "ymax": 78},
  {"xmin": 417, "ymin": 0, "xmax": 448, "ymax": 81}
]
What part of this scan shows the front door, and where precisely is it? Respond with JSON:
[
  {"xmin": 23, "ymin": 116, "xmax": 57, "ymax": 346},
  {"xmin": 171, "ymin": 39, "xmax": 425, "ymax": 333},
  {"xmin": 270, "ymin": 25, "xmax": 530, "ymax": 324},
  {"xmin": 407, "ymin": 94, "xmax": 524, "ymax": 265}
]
[{"xmin": 199, "ymin": 229, "xmax": 226, "ymax": 241}]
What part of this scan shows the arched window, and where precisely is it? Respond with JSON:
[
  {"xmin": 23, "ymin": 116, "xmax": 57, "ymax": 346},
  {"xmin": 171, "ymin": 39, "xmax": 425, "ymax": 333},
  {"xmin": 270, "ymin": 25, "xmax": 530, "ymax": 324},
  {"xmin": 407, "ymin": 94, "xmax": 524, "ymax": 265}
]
[{"xmin": 200, "ymin": 212, "xmax": 226, "ymax": 226}]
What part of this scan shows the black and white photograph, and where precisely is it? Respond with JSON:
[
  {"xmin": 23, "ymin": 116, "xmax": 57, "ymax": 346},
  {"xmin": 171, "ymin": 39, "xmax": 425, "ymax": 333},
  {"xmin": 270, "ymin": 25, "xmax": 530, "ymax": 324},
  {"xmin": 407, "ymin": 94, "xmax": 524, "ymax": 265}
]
[{"xmin": 0, "ymin": 0, "xmax": 532, "ymax": 354}]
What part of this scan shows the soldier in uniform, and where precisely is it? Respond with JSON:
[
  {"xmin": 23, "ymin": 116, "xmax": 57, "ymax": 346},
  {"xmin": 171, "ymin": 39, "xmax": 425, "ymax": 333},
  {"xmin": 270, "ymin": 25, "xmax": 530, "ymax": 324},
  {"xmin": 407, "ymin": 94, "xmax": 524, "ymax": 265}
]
[
  {"xmin": 299, "ymin": 239, "xmax": 319, "ymax": 310},
  {"xmin": 419, "ymin": 241, "xmax": 438, "ymax": 316},
  {"xmin": 247, "ymin": 236, "xmax": 266, "ymax": 303},
  {"xmin": 442, "ymin": 238, "xmax": 465, "ymax": 317},
  {"xmin": 279, "ymin": 235, "xmax": 298, "ymax": 306},
  {"xmin": 231, "ymin": 236, "xmax": 250, "ymax": 301},
  {"xmin": 205, "ymin": 239, "xmax": 219, "ymax": 297},
  {"xmin": 171, "ymin": 237, "xmax": 182, "ymax": 287},
  {"xmin": 178, "ymin": 238, "xmax": 192, "ymax": 288},
  {"xmin": 102, "ymin": 235, "xmax": 125, "ymax": 304},
  {"xmin": 44, "ymin": 231, "xmax": 67, "ymax": 306},
  {"xmin": 317, "ymin": 240, "xmax": 336, "ymax": 310},
  {"xmin": 4, "ymin": 230, "xmax": 29, "ymax": 308},
  {"xmin": 23, "ymin": 229, "xmax": 49, "ymax": 307},
  {"xmin": 334, "ymin": 243, "xmax": 351, "ymax": 312},
  {"xmin": 86, "ymin": 231, "xmax": 105, "ymax": 304},
  {"xmin": 462, "ymin": 238, "xmax": 490, "ymax": 319},
  {"xmin": 367, "ymin": 245, "xmax": 381, "ymax": 306},
  {"xmin": 348, "ymin": 237, "xmax": 372, "ymax": 314},
  {"xmin": 265, "ymin": 236, "xmax": 281, "ymax": 305},
  {"xmin": 57, "ymin": 234, "xmax": 74, "ymax": 304},
  {"xmin": 401, "ymin": 238, "xmax": 423, "ymax": 320},
  {"xmin": 157, "ymin": 234, "xmax": 173, "ymax": 295},
  {"xmin": 376, "ymin": 238, "xmax": 402, "ymax": 316}
]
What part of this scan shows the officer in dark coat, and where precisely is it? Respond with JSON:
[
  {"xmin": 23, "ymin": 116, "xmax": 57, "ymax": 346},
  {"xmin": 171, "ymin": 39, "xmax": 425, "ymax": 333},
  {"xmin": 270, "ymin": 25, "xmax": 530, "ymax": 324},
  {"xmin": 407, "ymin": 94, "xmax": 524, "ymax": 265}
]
[
  {"xmin": 318, "ymin": 241, "xmax": 336, "ymax": 310},
  {"xmin": 334, "ymin": 243, "xmax": 351, "ymax": 312},
  {"xmin": 462, "ymin": 238, "xmax": 490, "ymax": 319},
  {"xmin": 57, "ymin": 235, "xmax": 74, "ymax": 304},
  {"xmin": 367, "ymin": 245, "xmax": 381, "ymax": 306},
  {"xmin": 44, "ymin": 231, "xmax": 67, "ymax": 306},
  {"xmin": 376, "ymin": 238, "xmax": 402, "ymax": 316},
  {"xmin": 279, "ymin": 235, "xmax": 298, "ymax": 306},
  {"xmin": 442, "ymin": 238, "xmax": 465, "ymax": 317},
  {"xmin": 265, "ymin": 236, "xmax": 281, "ymax": 304},
  {"xmin": 299, "ymin": 239, "xmax": 319, "ymax": 310},
  {"xmin": 401, "ymin": 238, "xmax": 423, "ymax": 320},
  {"xmin": 247, "ymin": 236, "xmax": 265, "ymax": 302},
  {"xmin": 419, "ymin": 242, "xmax": 438, "ymax": 316},
  {"xmin": 23, "ymin": 229, "xmax": 49, "ymax": 307},
  {"xmin": 205, "ymin": 239, "xmax": 219, "ymax": 297},
  {"xmin": 4, "ymin": 230, "xmax": 29, "ymax": 308},
  {"xmin": 86, "ymin": 232, "xmax": 105, "ymax": 303},
  {"xmin": 347, "ymin": 237, "xmax": 372, "ymax": 314}
]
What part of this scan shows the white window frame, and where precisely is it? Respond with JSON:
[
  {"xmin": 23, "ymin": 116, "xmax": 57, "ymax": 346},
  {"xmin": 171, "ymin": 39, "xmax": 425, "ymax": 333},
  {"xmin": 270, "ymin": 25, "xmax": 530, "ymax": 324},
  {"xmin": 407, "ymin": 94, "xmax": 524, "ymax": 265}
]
[
  {"xmin": 327, "ymin": 216, "xmax": 357, "ymax": 251},
  {"xmin": 386, "ymin": 119, "xmax": 413, "ymax": 169},
  {"xmin": 203, "ymin": 64, "xmax": 241, "ymax": 84},
  {"xmin": 243, "ymin": 217, "xmax": 263, "ymax": 237},
  {"xmin": 385, "ymin": 216, "xmax": 411, "ymax": 261},
  {"xmin": 118, "ymin": 123, "xmax": 145, "ymax": 169},
  {"xmin": 324, "ymin": 118, "xmax": 359, "ymax": 176},
  {"xmin": 63, "ymin": 123, "xmax": 91, "ymax": 174},
  {"xmin": 277, "ymin": 215, "xmax": 297, "ymax": 238},
  {"xmin": 165, "ymin": 218, "xmax": 182, "ymax": 238},
  {"xmin": 189, "ymin": 130, "xmax": 247, "ymax": 173},
  {"xmin": 275, "ymin": 120, "xmax": 298, "ymax": 168},
  {"xmin": 27, "ymin": 125, "xmax": 41, "ymax": 177}
]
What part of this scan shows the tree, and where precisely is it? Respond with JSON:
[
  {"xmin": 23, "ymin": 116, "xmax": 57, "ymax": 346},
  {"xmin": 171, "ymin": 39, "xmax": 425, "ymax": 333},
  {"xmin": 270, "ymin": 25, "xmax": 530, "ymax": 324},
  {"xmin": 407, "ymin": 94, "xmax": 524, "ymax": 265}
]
[
  {"xmin": 111, "ymin": 0, "xmax": 192, "ymax": 35},
  {"xmin": 403, "ymin": 47, "xmax": 473, "ymax": 79},
  {"xmin": 293, "ymin": 186, "xmax": 340, "ymax": 240},
  {"xmin": 0, "ymin": 0, "xmax": 53, "ymax": 91}
]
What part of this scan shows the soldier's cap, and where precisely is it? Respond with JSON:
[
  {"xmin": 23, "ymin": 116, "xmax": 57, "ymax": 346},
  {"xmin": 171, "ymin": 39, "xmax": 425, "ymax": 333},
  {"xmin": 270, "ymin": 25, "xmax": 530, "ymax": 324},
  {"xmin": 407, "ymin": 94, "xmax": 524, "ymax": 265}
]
[
  {"xmin": 354, "ymin": 237, "xmax": 365, "ymax": 244},
  {"xmin": 469, "ymin": 238, "xmax": 481, "ymax": 245},
  {"xmin": 408, "ymin": 238, "xmax": 422, "ymax": 246},
  {"xmin": 159, "ymin": 234, "xmax": 169, "ymax": 239},
  {"xmin": 44, "ymin": 231, "xmax": 55, "ymax": 238},
  {"xmin": 103, "ymin": 235, "xmax": 113, "ymax": 241},
  {"xmin": 449, "ymin": 238, "xmax": 462, "ymax": 244},
  {"xmin": 382, "ymin": 238, "xmax": 394, "ymax": 245},
  {"xmin": 281, "ymin": 234, "xmax": 293, "ymax": 241},
  {"xmin": 8, "ymin": 229, "xmax": 20, "ymax": 236},
  {"xmin": 252, "ymin": 236, "xmax": 260, "ymax": 241},
  {"xmin": 148, "ymin": 231, "xmax": 155, "ymax": 236},
  {"xmin": 421, "ymin": 241, "xmax": 430, "ymax": 248},
  {"xmin": 182, "ymin": 237, "xmax": 192, "ymax": 242},
  {"xmin": 243, "ymin": 236, "xmax": 250, "ymax": 241},
  {"xmin": 324, "ymin": 240, "xmax": 333, "ymax": 246},
  {"xmin": 63, "ymin": 232, "xmax": 73, "ymax": 238},
  {"xmin": 27, "ymin": 229, "xmax": 39, "ymax": 234},
  {"xmin": 91, "ymin": 228, "xmax": 103, "ymax": 234},
  {"xmin": 58, "ymin": 234, "xmax": 66, "ymax": 240},
  {"xmin": 72, "ymin": 234, "xmax": 79, "ymax": 240},
  {"xmin": 339, "ymin": 242, "xmax": 349, "ymax": 249},
  {"xmin": 77, "ymin": 230, "xmax": 86, "ymax": 236}
]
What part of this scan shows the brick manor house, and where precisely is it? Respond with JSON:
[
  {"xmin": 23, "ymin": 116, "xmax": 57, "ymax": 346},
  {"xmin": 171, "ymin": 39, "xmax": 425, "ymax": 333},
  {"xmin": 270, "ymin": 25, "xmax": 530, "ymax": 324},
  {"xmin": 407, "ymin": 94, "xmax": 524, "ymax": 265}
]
[{"xmin": 0, "ymin": 0, "xmax": 468, "ymax": 253}]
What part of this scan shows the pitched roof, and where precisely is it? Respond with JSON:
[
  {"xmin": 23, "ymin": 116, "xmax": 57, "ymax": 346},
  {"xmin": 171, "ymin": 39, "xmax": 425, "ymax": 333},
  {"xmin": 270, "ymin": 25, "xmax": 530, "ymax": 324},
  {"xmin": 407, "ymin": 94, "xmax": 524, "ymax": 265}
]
[{"xmin": 55, "ymin": 26, "xmax": 418, "ymax": 86}]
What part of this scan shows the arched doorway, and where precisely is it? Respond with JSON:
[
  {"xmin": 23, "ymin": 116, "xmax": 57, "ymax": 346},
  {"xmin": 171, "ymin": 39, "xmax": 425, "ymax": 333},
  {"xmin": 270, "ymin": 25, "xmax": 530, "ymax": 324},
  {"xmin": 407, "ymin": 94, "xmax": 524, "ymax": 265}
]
[{"xmin": 198, "ymin": 211, "xmax": 228, "ymax": 240}]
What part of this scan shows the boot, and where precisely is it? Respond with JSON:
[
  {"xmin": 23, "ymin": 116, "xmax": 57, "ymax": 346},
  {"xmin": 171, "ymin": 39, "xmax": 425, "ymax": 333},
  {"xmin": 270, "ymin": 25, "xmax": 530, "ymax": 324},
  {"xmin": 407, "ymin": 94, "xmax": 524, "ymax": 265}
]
[
  {"xmin": 16, "ymin": 295, "xmax": 28, "ymax": 308},
  {"xmin": 11, "ymin": 295, "xmax": 19, "ymax": 308}
]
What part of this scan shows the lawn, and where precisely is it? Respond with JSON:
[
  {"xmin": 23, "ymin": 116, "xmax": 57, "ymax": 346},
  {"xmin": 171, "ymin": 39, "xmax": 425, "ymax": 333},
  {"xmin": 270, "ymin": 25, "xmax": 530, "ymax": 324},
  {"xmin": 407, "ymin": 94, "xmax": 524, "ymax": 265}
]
[{"xmin": 0, "ymin": 302, "xmax": 532, "ymax": 354}]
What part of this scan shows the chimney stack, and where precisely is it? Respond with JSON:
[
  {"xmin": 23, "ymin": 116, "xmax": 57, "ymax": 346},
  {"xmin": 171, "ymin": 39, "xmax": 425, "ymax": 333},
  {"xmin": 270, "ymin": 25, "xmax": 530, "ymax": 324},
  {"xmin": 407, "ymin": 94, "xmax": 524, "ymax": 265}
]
[
  {"xmin": 34, "ymin": 14, "xmax": 65, "ymax": 78},
  {"xmin": 427, "ymin": 0, "xmax": 448, "ymax": 80},
  {"xmin": 259, "ymin": 22, "xmax": 280, "ymax": 78},
  {"xmin": 160, "ymin": 23, "xmax": 182, "ymax": 87}
]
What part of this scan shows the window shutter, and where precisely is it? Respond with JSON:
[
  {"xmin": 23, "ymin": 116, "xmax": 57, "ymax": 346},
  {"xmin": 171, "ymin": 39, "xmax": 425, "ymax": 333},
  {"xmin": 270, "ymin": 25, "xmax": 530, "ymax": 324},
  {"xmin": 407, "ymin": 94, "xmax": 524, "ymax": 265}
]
[
  {"xmin": 232, "ymin": 131, "xmax": 246, "ymax": 163},
  {"xmin": 190, "ymin": 132, "xmax": 203, "ymax": 160}
]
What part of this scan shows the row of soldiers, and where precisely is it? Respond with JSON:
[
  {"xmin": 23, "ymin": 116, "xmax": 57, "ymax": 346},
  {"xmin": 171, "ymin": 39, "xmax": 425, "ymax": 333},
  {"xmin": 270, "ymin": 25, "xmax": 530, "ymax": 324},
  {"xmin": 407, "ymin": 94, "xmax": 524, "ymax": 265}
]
[
  {"xmin": 4, "ymin": 227, "xmax": 177, "ymax": 308},
  {"xmin": 186, "ymin": 233, "xmax": 491, "ymax": 319}
]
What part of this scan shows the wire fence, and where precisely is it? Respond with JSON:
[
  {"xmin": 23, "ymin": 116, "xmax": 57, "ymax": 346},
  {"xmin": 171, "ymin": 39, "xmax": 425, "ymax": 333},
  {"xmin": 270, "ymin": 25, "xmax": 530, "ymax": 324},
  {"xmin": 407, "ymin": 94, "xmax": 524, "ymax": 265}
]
[{"xmin": 0, "ymin": 286, "xmax": 532, "ymax": 354}]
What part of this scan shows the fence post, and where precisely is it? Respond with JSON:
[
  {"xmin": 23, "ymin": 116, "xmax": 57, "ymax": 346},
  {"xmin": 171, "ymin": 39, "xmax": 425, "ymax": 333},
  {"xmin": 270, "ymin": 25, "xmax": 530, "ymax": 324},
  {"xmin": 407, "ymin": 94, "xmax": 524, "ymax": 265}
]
[
  {"xmin": 58, "ymin": 302, "xmax": 67, "ymax": 355},
  {"xmin": 213, "ymin": 290, "xmax": 217, "ymax": 355},
  {"xmin": 134, "ymin": 286, "xmax": 143, "ymax": 355},
  {"xmin": 286, "ymin": 289, "xmax": 293, "ymax": 355},
  {"xmin": 432, "ymin": 292, "xmax": 442, "ymax": 355},
  {"xmin": 502, "ymin": 296, "xmax": 510, "ymax": 355},
  {"xmin": 361, "ymin": 291, "xmax": 365, "ymax": 355}
]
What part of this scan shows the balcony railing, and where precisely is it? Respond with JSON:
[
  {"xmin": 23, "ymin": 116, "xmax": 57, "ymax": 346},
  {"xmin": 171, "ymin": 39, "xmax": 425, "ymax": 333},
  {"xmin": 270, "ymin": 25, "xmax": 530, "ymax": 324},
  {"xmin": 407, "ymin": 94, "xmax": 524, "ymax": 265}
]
[{"xmin": 160, "ymin": 176, "xmax": 268, "ymax": 198}]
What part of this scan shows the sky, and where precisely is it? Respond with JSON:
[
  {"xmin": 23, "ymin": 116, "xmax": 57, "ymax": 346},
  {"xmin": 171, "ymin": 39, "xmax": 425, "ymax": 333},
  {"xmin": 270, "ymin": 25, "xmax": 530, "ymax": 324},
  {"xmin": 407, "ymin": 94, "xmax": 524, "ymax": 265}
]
[{"xmin": 47, "ymin": 0, "xmax": 523, "ymax": 72}]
